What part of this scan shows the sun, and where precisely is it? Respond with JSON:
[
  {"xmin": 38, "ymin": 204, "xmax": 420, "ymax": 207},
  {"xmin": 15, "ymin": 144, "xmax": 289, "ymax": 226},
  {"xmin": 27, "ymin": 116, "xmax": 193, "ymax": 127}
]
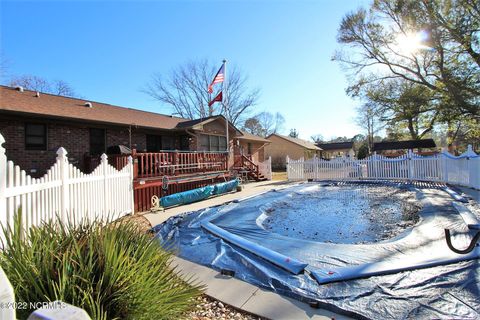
[{"xmin": 394, "ymin": 30, "xmax": 430, "ymax": 55}]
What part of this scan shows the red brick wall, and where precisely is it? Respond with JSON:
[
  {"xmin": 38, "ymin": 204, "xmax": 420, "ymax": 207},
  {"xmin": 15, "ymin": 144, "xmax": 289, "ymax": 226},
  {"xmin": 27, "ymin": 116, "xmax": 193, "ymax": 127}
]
[
  {"xmin": 0, "ymin": 118, "xmax": 90, "ymax": 176},
  {"xmin": 0, "ymin": 116, "xmax": 150, "ymax": 177}
]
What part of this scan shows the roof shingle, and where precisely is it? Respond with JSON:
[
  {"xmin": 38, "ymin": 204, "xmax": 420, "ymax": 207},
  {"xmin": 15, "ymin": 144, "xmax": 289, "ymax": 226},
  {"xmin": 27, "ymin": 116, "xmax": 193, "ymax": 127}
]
[
  {"xmin": 267, "ymin": 133, "xmax": 321, "ymax": 150},
  {"xmin": 0, "ymin": 85, "xmax": 186, "ymax": 130}
]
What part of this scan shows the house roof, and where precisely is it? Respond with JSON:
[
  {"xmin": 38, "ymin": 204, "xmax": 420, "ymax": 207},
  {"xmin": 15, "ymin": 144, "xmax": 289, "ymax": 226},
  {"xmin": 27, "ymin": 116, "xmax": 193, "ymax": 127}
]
[
  {"xmin": 373, "ymin": 139, "xmax": 437, "ymax": 151},
  {"xmin": 267, "ymin": 133, "xmax": 321, "ymax": 150},
  {"xmin": 0, "ymin": 85, "xmax": 187, "ymax": 130},
  {"xmin": 175, "ymin": 115, "xmax": 243, "ymax": 135},
  {"xmin": 317, "ymin": 141, "xmax": 354, "ymax": 150},
  {"xmin": 237, "ymin": 131, "xmax": 271, "ymax": 143}
]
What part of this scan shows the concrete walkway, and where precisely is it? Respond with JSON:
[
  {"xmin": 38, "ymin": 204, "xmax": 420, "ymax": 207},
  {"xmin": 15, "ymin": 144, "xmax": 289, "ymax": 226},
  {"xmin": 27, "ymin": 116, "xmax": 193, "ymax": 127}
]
[{"xmin": 143, "ymin": 180, "xmax": 349, "ymax": 320}]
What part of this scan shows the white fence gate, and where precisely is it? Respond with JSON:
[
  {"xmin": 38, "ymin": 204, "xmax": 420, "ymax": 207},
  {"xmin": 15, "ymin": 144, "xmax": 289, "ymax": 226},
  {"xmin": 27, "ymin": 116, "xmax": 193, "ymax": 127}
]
[
  {"xmin": 287, "ymin": 146, "xmax": 480, "ymax": 189},
  {"xmin": 258, "ymin": 156, "xmax": 272, "ymax": 180},
  {"xmin": 0, "ymin": 134, "xmax": 135, "ymax": 244}
]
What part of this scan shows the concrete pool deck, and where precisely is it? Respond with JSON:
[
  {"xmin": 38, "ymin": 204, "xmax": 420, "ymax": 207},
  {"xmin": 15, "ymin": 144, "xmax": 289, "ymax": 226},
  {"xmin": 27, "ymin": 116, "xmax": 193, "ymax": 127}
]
[
  {"xmin": 143, "ymin": 179, "xmax": 297, "ymax": 227},
  {"xmin": 143, "ymin": 179, "xmax": 349, "ymax": 320}
]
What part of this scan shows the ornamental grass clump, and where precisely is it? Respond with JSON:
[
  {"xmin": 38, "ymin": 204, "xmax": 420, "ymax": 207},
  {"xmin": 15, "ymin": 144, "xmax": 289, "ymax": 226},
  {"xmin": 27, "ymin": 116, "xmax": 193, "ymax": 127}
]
[{"xmin": 0, "ymin": 212, "xmax": 204, "ymax": 320}]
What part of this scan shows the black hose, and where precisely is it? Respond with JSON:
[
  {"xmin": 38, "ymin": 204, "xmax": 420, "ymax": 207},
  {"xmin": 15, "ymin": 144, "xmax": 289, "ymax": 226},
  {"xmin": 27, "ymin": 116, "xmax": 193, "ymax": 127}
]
[{"xmin": 445, "ymin": 229, "xmax": 480, "ymax": 254}]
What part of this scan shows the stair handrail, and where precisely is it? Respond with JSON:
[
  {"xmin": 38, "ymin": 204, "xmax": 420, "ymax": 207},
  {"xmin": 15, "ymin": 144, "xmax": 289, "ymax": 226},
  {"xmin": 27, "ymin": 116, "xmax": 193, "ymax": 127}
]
[{"xmin": 241, "ymin": 154, "xmax": 259, "ymax": 178}]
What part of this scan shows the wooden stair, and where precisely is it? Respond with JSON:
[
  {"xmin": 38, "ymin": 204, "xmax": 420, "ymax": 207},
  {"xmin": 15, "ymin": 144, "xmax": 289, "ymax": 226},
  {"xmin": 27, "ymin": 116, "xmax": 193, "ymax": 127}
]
[{"xmin": 233, "ymin": 154, "xmax": 267, "ymax": 182}]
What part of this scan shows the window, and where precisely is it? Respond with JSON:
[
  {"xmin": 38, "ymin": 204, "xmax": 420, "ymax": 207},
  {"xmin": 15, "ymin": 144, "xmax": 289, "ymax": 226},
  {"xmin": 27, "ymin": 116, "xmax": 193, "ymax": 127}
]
[
  {"xmin": 199, "ymin": 134, "xmax": 227, "ymax": 151},
  {"xmin": 89, "ymin": 128, "xmax": 106, "ymax": 155},
  {"xmin": 209, "ymin": 135, "xmax": 219, "ymax": 151},
  {"xmin": 161, "ymin": 136, "xmax": 175, "ymax": 150},
  {"xmin": 25, "ymin": 123, "xmax": 47, "ymax": 150},
  {"xmin": 247, "ymin": 142, "xmax": 253, "ymax": 155},
  {"xmin": 219, "ymin": 136, "xmax": 227, "ymax": 151}
]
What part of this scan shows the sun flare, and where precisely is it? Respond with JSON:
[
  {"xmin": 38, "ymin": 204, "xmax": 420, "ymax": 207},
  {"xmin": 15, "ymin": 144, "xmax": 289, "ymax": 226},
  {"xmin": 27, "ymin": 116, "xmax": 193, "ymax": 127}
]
[{"xmin": 395, "ymin": 30, "xmax": 429, "ymax": 55}]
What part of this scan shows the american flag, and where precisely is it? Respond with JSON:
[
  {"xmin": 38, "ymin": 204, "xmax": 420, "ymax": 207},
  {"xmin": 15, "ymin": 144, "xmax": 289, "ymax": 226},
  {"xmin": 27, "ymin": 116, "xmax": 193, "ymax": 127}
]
[{"xmin": 208, "ymin": 62, "xmax": 225, "ymax": 93}]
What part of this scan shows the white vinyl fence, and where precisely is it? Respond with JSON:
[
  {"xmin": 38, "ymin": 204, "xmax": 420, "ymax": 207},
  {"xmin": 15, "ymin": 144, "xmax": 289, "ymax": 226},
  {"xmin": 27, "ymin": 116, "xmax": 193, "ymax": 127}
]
[
  {"xmin": 258, "ymin": 156, "xmax": 272, "ymax": 180},
  {"xmin": 0, "ymin": 134, "xmax": 134, "ymax": 245},
  {"xmin": 287, "ymin": 146, "xmax": 480, "ymax": 189}
]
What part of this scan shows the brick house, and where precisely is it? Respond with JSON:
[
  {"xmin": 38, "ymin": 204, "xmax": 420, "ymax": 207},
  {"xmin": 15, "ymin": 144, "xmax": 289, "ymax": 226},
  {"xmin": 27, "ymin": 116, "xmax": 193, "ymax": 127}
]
[{"xmin": 0, "ymin": 85, "xmax": 266, "ymax": 177}]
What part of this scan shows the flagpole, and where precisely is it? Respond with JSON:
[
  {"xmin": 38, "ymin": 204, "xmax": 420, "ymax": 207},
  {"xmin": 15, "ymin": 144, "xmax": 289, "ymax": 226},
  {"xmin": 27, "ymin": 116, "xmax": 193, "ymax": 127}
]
[{"xmin": 222, "ymin": 59, "xmax": 229, "ymax": 158}]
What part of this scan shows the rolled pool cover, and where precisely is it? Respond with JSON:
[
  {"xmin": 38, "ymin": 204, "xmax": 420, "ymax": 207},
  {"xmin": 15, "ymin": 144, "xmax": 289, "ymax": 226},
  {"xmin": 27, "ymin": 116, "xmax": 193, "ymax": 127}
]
[
  {"xmin": 213, "ymin": 179, "xmax": 239, "ymax": 195},
  {"xmin": 201, "ymin": 221, "xmax": 308, "ymax": 275},
  {"xmin": 311, "ymin": 246, "xmax": 480, "ymax": 285},
  {"xmin": 443, "ymin": 187, "xmax": 468, "ymax": 203},
  {"xmin": 161, "ymin": 185, "xmax": 214, "ymax": 208},
  {"xmin": 453, "ymin": 202, "xmax": 480, "ymax": 230}
]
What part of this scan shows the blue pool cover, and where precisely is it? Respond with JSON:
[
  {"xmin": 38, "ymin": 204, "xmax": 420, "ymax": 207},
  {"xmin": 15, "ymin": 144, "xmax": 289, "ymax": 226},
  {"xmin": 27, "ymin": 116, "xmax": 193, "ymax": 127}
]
[{"xmin": 154, "ymin": 181, "xmax": 480, "ymax": 319}]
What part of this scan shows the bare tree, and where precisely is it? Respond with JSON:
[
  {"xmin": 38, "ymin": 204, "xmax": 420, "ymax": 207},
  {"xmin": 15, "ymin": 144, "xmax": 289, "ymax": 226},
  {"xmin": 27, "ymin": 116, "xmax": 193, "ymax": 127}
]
[
  {"xmin": 144, "ymin": 59, "xmax": 260, "ymax": 125},
  {"xmin": 9, "ymin": 75, "xmax": 77, "ymax": 97},
  {"xmin": 289, "ymin": 128, "xmax": 299, "ymax": 138},
  {"xmin": 355, "ymin": 103, "xmax": 383, "ymax": 152},
  {"xmin": 243, "ymin": 111, "xmax": 285, "ymax": 137},
  {"xmin": 311, "ymin": 134, "xmax": 324, "ymax": 143},
  {"xmin": 243, "ymin": 117, "xmax": 264, "ymax": 136}
]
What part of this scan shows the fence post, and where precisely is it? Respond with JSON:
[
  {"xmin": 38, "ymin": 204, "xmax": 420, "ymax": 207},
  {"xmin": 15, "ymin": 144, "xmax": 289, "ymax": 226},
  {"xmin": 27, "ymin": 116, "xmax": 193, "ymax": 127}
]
[
  {"xmin": 441, "ymin": 148, "xmax": 449, "ymax": 183},
  {"xmin": 57, "ymin": 147, "xmax": 69, "ymax": 224},
  {"xmin": 101, "ymin": 153, "xmax": 108, "ymax": 217},
  {"xmin": 0, "ymin": 134, "xmax": 7, "ymax": 246},
  {"xmin": 373, "ymin": 152, "xmax": 378, "ymax": 180},
  {"xmin": 128, "ymin": 156, "xmax": 135, "ymax": 215},
  {"xmin": 132, "ymin": 149, "xmax": 138, "ymax": 179},
  {"xmin": 463, "ymin": 145, "xmax": 478, "ymax": 188},
  {"xmin": 0, "ymin": 266, "xmax": 15, "ymax": 320},
  {"xmin": 268, "ymin": 156, "xmax": 272, "ymax": 180},
  {"xmin": 286, "ymin": 155, "xmax": 290, "ymax": 180},
  {"xmin": 407, "ymin": 149, "xmax": 414, "ymax": 181}
]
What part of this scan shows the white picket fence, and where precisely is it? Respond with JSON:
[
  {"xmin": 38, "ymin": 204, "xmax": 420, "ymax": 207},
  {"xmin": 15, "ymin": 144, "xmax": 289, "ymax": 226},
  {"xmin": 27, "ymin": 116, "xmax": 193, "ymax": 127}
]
[
  {"xmin": 258, "ymin": 156, "xmax": 272, "ymax": 180},
  {"xmin": 0, "ymin": 134, "xmax": 135, "ymax": 245},
  {"xmin": 287, "ymin": 146, "xmax": 480, "ymax": 189}
]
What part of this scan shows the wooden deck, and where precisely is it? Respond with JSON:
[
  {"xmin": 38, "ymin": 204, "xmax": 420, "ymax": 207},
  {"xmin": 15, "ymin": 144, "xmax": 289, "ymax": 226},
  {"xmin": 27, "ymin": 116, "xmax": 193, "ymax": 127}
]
[{"xmin": 86, "ymin": 150, "xmax": 230, "ymax": 212}]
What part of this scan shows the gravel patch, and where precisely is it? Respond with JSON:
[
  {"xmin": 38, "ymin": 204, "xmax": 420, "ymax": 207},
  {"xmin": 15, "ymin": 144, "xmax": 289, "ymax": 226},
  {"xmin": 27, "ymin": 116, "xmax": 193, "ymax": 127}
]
[{"xmin": 187, "ymin": 295, "xmax": 265, "ymax": 320}]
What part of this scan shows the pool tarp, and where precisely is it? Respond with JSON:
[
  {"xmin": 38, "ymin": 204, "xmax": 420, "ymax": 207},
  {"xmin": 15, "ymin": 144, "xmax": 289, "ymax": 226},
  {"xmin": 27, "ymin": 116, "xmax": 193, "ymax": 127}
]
[{"xmin": 154, "ymin": 181, "xmax": 480, "ymax": 319}]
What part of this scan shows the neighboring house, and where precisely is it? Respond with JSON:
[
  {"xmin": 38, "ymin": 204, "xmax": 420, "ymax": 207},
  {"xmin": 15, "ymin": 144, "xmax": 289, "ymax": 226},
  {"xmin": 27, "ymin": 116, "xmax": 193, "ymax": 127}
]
[
  {"xmin": 264, "ymin": 133, "xmax": 322, "ymax": 169},
  {"xmin": 0, "ymin": 85, "xmax": 262, "ymax": 176},
  {"xmin": 373, "ymin": 139, "xmax": 437, "ymax": 157},
  {"xmin": 316, "ymin": 141, "xmax": 355, "ymax": 159}
]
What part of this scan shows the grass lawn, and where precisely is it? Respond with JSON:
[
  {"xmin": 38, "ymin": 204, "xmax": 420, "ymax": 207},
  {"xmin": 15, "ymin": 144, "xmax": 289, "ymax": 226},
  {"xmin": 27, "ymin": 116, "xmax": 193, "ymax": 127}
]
[{"xmin": 272, "ymin": 171, "xmax": 287, "ymax": 181}]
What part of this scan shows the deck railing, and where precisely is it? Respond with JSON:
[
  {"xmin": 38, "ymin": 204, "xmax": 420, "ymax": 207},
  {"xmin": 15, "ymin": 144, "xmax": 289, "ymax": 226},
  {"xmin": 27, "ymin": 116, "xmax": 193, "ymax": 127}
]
[
  {"xmin": 89, "ymin": 150, "xmax": 229, "ymax": 179},
  {"xmin": 133, "ymin": 150, "xmax": 228, "ymax": 179}
]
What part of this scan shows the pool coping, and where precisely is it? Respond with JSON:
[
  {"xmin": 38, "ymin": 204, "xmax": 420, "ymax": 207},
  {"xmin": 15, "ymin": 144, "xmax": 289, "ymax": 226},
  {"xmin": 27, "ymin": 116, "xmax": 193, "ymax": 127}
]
[{"xmin": 173, "ymin": 255, "xmax": 351, "ymax": 320}]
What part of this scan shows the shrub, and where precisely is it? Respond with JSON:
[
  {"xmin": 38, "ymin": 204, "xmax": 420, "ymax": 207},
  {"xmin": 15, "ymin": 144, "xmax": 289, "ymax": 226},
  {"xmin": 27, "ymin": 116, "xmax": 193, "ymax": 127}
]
[{"xmin": 0, "ymin": 212, "xmax": 204, "ymax": 320}]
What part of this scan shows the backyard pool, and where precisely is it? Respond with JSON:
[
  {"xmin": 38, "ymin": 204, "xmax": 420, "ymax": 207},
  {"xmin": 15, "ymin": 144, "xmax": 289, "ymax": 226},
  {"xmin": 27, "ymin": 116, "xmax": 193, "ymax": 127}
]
[
  {"xmin": 259, "ymin": 184, "xmax": 421, "ymax": 244},
  {"xmin": 154, "ymin": 181, "xmax": 480, "ymax": 319}
]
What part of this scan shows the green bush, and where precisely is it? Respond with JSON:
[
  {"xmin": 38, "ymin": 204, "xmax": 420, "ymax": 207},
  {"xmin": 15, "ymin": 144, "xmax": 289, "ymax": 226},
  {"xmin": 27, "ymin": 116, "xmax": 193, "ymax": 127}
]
[{"xmin": 0, "ymin": 212, "xmax": 204, "ymax": 319}]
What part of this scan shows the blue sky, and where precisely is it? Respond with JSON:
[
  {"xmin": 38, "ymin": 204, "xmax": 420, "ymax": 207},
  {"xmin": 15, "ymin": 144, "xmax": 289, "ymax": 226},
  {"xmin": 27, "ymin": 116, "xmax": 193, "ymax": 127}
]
[{"xmin": 1, "ymin": 0, "xmax": 370, "ymax": 141}]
